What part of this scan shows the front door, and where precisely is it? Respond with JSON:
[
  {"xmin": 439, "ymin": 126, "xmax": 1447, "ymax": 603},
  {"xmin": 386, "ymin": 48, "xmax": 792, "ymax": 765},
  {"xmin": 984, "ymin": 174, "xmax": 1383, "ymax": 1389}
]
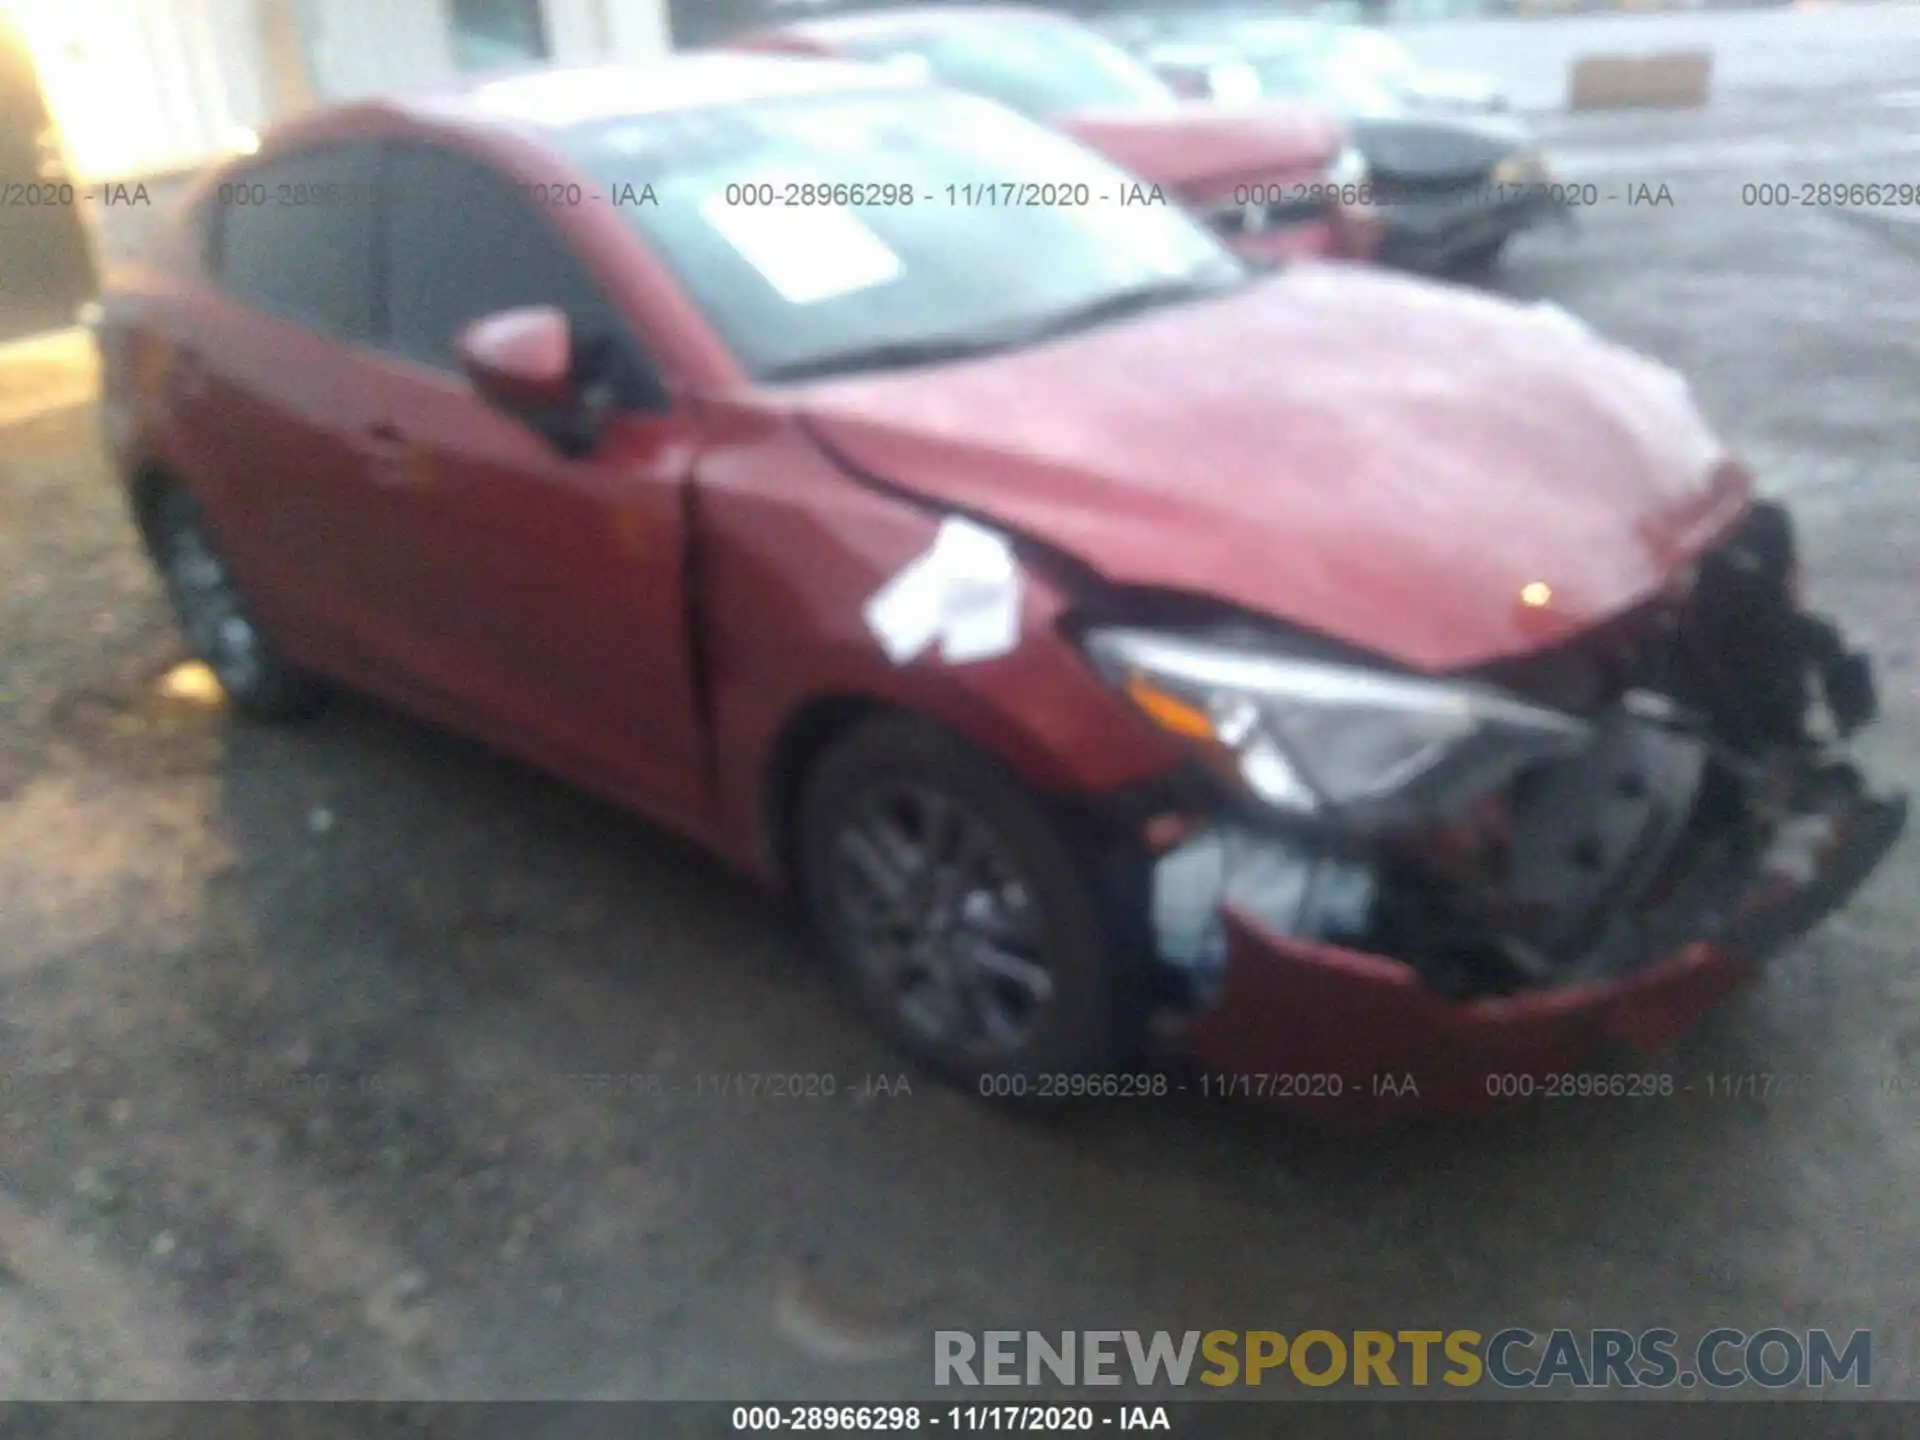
[{"xmin": 358, "ymin": 140, "xmax": 706, "ymax": 822}]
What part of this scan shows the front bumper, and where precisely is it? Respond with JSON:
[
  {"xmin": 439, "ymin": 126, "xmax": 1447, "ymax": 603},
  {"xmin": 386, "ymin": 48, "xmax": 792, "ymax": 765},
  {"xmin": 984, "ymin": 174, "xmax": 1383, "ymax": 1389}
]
[
  {"xmin": 1129, "ymin": 501, "xmax": 1905, "ymax": 1117},
  {"xmin": 1176, "ymin": 775, "xmax": 1904, "ymax": 1117}
]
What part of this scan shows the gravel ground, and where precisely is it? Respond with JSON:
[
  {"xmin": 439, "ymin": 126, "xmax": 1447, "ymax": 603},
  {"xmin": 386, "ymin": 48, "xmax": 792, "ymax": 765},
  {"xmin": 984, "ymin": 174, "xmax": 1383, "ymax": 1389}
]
[{"xmin": 0, "ymin": 32, "xmax": 1917, "ymax": 1410}]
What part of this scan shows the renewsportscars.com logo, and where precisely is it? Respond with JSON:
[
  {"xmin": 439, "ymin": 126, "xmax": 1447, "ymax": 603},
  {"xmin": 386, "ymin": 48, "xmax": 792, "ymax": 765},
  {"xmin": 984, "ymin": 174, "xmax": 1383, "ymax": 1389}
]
[{"xmin": 932, "ymin": 1328, "xmax": 1872, "ymax": 1391}]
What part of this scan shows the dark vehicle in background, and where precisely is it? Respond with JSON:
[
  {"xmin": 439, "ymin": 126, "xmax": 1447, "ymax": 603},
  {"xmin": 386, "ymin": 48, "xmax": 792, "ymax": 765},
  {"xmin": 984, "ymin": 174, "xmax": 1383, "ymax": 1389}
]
[
  {"xmin": 92, "ymin": 55, "xmax": 1904, "ymax": 1117},
  {"xmin": 720, "ymin": 5, "xmax": 1383, "ymax": 266},
  {"xmin": 1102, "ymin": 13, "xmax": 1569, "ymax": 273}
]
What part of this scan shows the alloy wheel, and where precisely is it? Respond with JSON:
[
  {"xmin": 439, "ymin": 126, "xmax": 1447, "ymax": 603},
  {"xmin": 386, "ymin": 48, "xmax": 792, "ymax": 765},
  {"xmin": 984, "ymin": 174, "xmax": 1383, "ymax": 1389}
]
[{"xmin": 828, "ymin": 781, "xmax": 1058, "ymax": 1060}]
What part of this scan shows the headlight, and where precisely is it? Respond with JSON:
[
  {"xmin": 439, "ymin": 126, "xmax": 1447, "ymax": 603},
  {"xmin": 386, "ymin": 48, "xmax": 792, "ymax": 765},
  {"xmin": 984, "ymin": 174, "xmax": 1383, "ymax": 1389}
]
[
  {"xmin": 1326, "ymin": 144, "xmax": 1369, "ymax": 189},
  {"xmin": 1085, "ymin": 628, "xmax": 1591, "ymax": 830}
]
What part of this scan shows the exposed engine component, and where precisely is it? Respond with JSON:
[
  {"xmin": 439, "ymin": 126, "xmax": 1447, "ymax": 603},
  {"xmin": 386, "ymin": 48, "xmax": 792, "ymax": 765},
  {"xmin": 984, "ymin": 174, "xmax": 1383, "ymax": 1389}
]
[
  {"xmin": 1675, "ymin": 500, "xmax": 1878, "ymax": 748},
  {"xmin": 1141, "ymin": 501, "xmax": 1893, "ymax": 1008},
  {"xmin": 1460, "ymin": 700, "xmax": 1708, "ymax": 974},
  {"xmin": 1478, "ymin": 500, "xmax": 1878, "ymax": 748}
]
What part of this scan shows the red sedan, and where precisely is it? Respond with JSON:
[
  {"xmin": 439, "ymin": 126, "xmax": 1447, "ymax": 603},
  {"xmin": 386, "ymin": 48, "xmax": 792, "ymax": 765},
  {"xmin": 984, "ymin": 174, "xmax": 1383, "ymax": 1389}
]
[
  {"xmin": 95, "ymin": 55, "xmax": 1903, "ymax": 1116},
  {"xmin": 719, "ymin": 5, "xmax": 1383, "ymax": 266}
]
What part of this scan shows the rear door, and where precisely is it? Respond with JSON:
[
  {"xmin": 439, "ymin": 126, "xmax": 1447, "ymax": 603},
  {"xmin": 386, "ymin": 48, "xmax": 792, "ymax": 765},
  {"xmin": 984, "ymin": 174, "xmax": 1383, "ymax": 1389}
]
[
  {"xmin": 185, "ymin": 140, "xmax": 390, "ymax": 672},
  {"xmin": 357, "ymin": 140, "xmax": 706, "ymax": 820}
]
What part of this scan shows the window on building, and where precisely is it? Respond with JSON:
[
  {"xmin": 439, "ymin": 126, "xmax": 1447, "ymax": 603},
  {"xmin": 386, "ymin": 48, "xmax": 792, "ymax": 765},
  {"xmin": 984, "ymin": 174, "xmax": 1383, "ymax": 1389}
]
[
  {"xmin": 206, "ymin": 142, "xmax": 381, "ymax": 341},
  {"xmin": 449, "ymin": 0, "xmax": 550, "ymax": 73}
]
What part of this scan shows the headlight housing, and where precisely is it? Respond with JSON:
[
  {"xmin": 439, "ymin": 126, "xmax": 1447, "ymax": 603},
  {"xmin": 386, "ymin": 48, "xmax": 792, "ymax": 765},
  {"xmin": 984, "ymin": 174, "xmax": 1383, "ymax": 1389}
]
[
  {"xmin": 1489, "ymin": 151, "xmax": 1548, "ymax": 187},
  {"xmin": 1085, "ymin": 627, "xmax": 1591, "ymax": 832},
  {"xmin": 1326, "ymin": 144, "xmax": 1369, "ymax": 190}
]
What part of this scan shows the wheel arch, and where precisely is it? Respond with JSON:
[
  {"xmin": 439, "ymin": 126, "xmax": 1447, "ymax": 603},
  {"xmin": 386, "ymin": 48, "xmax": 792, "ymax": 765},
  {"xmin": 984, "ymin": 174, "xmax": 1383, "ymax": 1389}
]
[
  {"xmin": 760, "ymin": 692, "xmax": 892, "ymax": 893},
  {"xmin": 125, "ymin": 456, "xmax": 184, "ymax": 554}
]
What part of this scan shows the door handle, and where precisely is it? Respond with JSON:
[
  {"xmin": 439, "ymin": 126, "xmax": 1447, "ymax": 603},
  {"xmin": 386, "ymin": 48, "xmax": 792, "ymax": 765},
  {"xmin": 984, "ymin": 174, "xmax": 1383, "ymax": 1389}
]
[{"xmin": 362, "ymin": 422, "xmax": 434, "ymax": 491}]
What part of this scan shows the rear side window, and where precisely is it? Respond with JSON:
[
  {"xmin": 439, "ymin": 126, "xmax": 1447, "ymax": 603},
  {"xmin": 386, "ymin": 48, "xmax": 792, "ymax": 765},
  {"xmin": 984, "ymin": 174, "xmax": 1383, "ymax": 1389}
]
[
  {"xmin": 206, "ymin": 143, "xmax": 381, "ymax": 341},
  {"xmin": 381, "ymin": 142, "xmax": 658, "ymax": 407}
]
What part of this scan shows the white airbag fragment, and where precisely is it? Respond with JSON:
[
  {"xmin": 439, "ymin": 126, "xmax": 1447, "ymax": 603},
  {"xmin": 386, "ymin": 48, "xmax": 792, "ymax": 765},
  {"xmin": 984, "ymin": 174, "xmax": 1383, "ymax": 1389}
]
[
  {"xmin": 1152, "ymin": 826, "xmax": 1376, "ymax": 986},
  {"xmin": 863, "ymin": 516, "xmax": 1023, "ymax": 665}
]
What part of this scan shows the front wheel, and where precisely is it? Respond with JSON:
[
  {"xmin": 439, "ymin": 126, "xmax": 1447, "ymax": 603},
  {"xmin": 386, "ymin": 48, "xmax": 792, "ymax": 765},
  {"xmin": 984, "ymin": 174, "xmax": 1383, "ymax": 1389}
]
[
  {"xmin": 796, "ymin": 715, "xmax": 1141, "ymax": 1089},
  {"xmin": 146, "ymin": 484, "xmax": 323, "ymax": 720}
]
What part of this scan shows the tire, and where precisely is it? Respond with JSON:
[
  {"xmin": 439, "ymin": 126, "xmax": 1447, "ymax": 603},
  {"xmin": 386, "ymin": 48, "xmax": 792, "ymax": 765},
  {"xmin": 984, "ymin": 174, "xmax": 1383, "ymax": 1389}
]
[
  {"xmin": 145, "ymin": 483, "xmax": 324, "ymax": 721},
  {"xmin": 795, "ymin": 714, "xmax": 1142, "ymax": 1090}
]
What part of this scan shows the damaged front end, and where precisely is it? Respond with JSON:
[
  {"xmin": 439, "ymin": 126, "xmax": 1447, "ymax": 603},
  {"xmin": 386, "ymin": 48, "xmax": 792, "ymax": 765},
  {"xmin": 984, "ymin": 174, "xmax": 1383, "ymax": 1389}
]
[{"xmin": 1079, "ymin": 501, "xmax": 1907, "ymax": 1114}]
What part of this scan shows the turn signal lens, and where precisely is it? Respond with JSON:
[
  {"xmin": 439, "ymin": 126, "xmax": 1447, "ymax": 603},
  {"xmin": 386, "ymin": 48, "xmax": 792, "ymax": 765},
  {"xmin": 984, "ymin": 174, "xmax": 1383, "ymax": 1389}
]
[{"xmin": 1125, "ymin": 673, "xmax": 1217, "ymax": 741}]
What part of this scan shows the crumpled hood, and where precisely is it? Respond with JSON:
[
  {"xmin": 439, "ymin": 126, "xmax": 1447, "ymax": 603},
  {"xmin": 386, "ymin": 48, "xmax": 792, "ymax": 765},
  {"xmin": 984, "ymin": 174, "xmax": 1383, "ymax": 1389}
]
[
  {"xmin": 785, "ymin": 266, "xmax": 1749, "ymax": 673},
  {"xmin": 1060, "ymin": 100, "xmax": 1343, "ymax": 192}
]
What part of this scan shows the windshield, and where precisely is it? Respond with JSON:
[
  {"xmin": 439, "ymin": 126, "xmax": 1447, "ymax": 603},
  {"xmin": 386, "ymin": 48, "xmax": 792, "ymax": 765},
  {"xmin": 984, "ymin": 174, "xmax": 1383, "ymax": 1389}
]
[
  {"xmin": 554, "ymin": 88, "xmax": 1245, "ymax": 382},
  {"xmin": 834, "ymin": 16, "xmax": 1179, "ymax": 119}
]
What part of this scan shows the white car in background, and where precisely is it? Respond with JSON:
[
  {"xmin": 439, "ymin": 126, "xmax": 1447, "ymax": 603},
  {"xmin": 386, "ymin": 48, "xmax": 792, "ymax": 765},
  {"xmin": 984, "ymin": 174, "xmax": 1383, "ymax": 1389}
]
[{"xmin": 1101, "ymin": 12, "xmax": 1512, "ymax": 115}]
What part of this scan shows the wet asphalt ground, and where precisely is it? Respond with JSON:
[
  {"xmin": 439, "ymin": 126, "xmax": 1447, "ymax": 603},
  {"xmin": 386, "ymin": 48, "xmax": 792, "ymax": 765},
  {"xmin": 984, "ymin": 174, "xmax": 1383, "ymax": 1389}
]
[{"xmin": 0, "ymin": 6, "xmax": 1917, "ymax": 1411}]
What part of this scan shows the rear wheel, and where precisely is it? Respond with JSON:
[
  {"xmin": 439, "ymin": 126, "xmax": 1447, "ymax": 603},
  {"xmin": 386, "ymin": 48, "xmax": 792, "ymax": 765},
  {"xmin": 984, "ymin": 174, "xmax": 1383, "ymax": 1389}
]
[
  {"xmin": 146, "ymin": 484, "xmax": 323, "ymax": 720},
  {"xmin": 796, "ymin": 715, "xmax": 1140, "ymax": 1090}
]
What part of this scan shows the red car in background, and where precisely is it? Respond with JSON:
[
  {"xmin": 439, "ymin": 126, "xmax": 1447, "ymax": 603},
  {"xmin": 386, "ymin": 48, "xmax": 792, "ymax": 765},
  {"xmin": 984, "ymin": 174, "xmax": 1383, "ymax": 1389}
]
[
  {"xmin": 93, "ymin": 56, "xmax": 1903, "ymax": 1117},
  {"xmin": 719, "ymin": 5, "xmax": 1383, "ymax": 265}
]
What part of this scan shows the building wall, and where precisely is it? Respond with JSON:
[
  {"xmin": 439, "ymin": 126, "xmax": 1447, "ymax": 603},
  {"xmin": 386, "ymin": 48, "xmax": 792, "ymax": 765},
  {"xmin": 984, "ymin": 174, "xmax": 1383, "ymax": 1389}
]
[
  {"xmin": 597, "ymin": 0, "xmax": 675, "ymax": 61},
  {"xmin": 7, "ymin": 0, "xmax": 270, "ymax": 180},
  {"xmin": 295, "ymin": 0, "xmax": 455, "ymax": 101},
  {"xmin": 4, "ymin": 0, "xmax": 673, "ymax": 181},
  {"xmin": 296, "ymin": 0, "xmax": 671, "ymax": 100}
]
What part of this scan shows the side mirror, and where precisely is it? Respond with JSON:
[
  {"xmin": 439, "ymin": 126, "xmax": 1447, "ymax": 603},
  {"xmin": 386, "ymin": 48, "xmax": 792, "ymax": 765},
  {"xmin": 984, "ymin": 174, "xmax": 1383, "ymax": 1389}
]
[{"xmin": 457, "ymin": 305, "xmax": 580, "ymax": 414}]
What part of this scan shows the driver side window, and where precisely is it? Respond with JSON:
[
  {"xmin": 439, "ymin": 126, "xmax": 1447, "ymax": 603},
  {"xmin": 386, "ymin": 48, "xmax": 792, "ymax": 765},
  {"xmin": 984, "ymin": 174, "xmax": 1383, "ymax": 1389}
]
[{"xmin": 380, "ymin": 143, "xmax": 664, "ymax": 408}]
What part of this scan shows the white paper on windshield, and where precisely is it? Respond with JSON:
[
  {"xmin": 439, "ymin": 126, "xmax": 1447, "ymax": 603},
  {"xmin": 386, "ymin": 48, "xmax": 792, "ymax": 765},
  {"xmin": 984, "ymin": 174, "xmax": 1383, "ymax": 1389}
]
[
  {"xmin": 864, "ymin": 517, "xmax": 1023, "ymax": 666},
  {"xmin": 699, "ymin": 185, "xmax": 903, "ymax": 305}
]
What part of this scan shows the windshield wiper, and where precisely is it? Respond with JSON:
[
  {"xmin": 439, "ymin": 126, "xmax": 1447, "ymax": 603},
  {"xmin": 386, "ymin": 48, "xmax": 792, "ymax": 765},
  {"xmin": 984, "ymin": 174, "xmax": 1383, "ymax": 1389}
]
[
  {"xmin": 760, "ymin": 333, "xmax": 1019, "ymax": 382},
  {"xmin": 1011, "ymin": 274, "xmax": 1240, "ymax": 347}
]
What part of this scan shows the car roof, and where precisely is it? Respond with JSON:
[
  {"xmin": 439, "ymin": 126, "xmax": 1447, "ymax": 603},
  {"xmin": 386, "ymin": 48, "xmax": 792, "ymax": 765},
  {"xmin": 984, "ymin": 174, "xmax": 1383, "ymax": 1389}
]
[{"xmin": 266, "ymin": 52, "xmax": 915, "ymax": 148}]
